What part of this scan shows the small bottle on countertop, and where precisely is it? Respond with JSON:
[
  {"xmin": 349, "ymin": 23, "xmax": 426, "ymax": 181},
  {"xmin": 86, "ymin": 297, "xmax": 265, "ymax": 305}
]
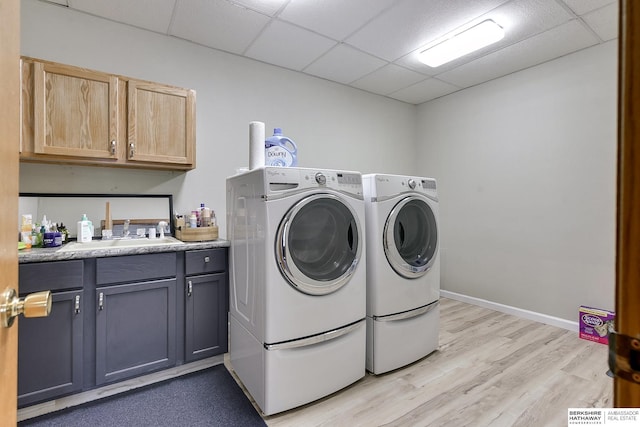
[
  {"xmin": 31, "ymin": 224, "xmax": 42, "ymax": 248},
  {"xmin": 58, "ymin": 223, "xmax": 68, "ymax": 243},
  {"xmin": 20, "ymin": 214, "xmax": 33, "ymax": 249},
  {"xmin": 77, "ymin": 214, "xmax": 94, "ymax": 243},
  {"xmin": 200, "ymin": 203, "xmax": 211, "ymax": 227},
  {"xmin": 189, "ymin": 212, "xmax": 197, "ymax": 228}
]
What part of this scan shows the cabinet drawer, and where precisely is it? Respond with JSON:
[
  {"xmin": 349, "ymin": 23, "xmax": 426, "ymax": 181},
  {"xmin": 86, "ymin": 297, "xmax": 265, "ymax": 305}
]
[
  {"xmin": 97, "ymin": 253, "xmax": 176, "ymax": 285},
  {"xmin": 185, "ymin": 249, "xmax": 227, "ymax": 275},
  {"xmin": 19, "ymin": 260, "xmax": 84, "ymax": 293}
]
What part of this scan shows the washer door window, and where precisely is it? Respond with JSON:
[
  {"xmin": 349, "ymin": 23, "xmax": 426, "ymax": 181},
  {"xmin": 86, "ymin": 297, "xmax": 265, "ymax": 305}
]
[
  {"xmin": 384, "ymin": 196, "xmax": 437, "ymax": 279},
  {"xmin": 276, "ymin": 193, "xmax": 362, "ymax": 295}
]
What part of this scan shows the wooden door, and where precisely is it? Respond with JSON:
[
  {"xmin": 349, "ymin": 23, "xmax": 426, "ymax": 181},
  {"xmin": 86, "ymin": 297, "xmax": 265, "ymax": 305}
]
[
  {"xmin": 0, "ymin": 0, "xmax": 21, "ymax": 424},
  {"xmin": 127, "ymin": 80, "xmax": 195, "ymax": 167},
  {"xmin": 32, "ymin": 61, "xmax": 119, "ymax": 159},
  {"xmin": 615, "ymin": 0, "xmax": 640, "ymax": 406}
]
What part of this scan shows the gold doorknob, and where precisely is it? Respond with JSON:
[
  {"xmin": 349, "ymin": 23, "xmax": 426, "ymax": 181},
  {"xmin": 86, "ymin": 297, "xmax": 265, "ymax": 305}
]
[{"xmin": 0, "ymin": 288, "xmax": 52, "ymax": 328}]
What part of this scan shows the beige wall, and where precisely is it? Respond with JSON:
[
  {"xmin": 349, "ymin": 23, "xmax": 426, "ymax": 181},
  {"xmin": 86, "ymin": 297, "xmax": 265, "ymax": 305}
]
[{"xmin": 416, "ymin": 41, "xmax": 617, "ymax": 321}]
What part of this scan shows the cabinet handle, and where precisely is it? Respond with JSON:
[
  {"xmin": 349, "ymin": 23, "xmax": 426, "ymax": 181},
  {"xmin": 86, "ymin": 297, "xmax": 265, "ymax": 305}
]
[
  {"xmin": 98, "ymin": 292, "xmax": 104, "ymax": 310},
  {"xmin": 187, "ymin": 281, "xmax": 193, "ymax": 297},
  {"xmin": 110, "ymin": 140, "xmax": 116, "ymax": 155},
  {"xmin": 129, "ymin": 143, "xmax": 135, "ymax": 158},
  {"xmin": 204, "ymin": 256, "xmax": 210, "ymax": 263},
  {"xmin": 75, "ymin": 295, "xmax": 81, "ymax": 314}
]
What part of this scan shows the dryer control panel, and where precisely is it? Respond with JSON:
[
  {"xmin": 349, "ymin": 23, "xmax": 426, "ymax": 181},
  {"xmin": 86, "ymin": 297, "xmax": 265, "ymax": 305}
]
[{"xmin": 363, "ymin": 173, "xmax": 438, "ymax": 200}]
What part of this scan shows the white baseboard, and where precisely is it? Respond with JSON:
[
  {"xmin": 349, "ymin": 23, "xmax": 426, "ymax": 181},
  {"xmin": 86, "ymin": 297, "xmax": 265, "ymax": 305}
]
[{"xmin": 440, "ymin": 290, "xmax": 578, "ymax": 332}]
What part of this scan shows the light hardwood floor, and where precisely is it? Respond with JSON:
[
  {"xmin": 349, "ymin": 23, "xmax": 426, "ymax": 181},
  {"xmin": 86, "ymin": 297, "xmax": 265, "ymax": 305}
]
[{"xmin": 227, "ymin": 297, "xmax": 613, "ymax": 427}]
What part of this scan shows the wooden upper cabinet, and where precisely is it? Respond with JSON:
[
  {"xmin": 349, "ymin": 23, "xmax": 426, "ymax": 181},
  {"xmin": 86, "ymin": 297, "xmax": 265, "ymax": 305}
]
[
  {"xmin": 31, "ymin": 60, "xmax": 119, "ymax": 159},
  {"xmin": 20, "ymin": 57, "xmax": 196, "ymax": 171},
  {"xmin": 127, "ymin": 80, "xmax": 195, "ymax": 167}
]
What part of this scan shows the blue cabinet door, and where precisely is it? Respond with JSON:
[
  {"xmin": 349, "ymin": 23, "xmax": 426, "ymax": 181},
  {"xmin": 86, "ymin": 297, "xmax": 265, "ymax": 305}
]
[
  {"xmin": 18, "ymin": 289, "xmax": 83, "ymax": 407},
  {"xmin": 185, "ymin": 272, "xmax": 228, "ymax": 362},
  {"xmin": 95, "ymin": 278, "xmax": 177, "ymax": 385}
]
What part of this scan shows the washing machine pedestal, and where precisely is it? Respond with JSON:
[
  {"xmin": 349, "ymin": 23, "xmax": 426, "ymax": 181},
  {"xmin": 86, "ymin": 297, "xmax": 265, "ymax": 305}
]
[{"xmin": 230, "ymin": 314, "xmax": 366, "ymax": 416}]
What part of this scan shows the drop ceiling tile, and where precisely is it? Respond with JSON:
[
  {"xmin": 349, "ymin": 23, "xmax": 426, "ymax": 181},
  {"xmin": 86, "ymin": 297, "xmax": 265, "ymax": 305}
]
[
  {"xmin": 351, "ymin": 64, "xmax": 428, "ymax": 96},
  {"xmin": 245, "ymin": 20, "xmax": 336, "ymax": 71},
  {"xmin": 436, "ymin": 19, "xmax": 599, "ymax": 88},
  {"xmin": 388, "ymin": 77, "xmax": 459, "ymax": 104},
  {"xmin": 56, "ymin": 0, "xmax": 617, "ymax": 102},
  {"xmin": 304, "ymin": 44, "xmax": 387, "ymax": 84},
  {"xmin": 345, "ymin": 0, "xmax": 508, "ymax": 61},
  {"xmin": 582, "ymin": 2, "xmax": 618, "ymax": 42},
  {"xmin": 170, "ymin": 0, "xmax": 270, "ymax": 54},
  {"xmin": 279, "ymin": 0, "xmax": 396, "ymax": 41},
  {"xmin": 230, "ymin": 0, "xmax": 289, "ymax": 16},
  {"xmin": 487, "ymin": 0, "xmax": 575, "ymax": 37},
  {"xmin": 561, "ymin": 0, "xmax": 616, "ymax": 16},
  {"xmin": 395, "ymin": 0, "xmax": 575, "ymax": 75},
  {"xmin": 68, "ymin": 0, "xmax": 176, "ymax": 33}
]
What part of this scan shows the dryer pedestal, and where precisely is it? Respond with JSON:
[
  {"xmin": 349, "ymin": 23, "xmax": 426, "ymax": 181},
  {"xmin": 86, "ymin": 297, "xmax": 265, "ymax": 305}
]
[{"xmin": 366, "ymin": 301, "xmax": 439, "ymax": 375}]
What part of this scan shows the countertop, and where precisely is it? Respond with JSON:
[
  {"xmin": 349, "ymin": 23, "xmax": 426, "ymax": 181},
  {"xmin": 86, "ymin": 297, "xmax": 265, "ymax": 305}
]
[{"xmin": 18, "ymin": 239, "xmax": 230, "ymax": 263}]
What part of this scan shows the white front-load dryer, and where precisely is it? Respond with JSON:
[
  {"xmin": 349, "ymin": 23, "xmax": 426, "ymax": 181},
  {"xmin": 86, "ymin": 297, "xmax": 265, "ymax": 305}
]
[
  {"xmin": 363, "ymin": 173, "xmax": 440, "ymax": 374},
  {"xmin": 227, "ymin": 167, "xmax": 366, "ymax": 415}
]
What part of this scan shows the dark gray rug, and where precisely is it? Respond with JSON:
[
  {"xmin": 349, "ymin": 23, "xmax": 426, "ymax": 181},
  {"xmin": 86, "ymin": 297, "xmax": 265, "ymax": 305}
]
[{"xmin": 19, "ymin": 365, "xmax": 266, "ymax": 427}]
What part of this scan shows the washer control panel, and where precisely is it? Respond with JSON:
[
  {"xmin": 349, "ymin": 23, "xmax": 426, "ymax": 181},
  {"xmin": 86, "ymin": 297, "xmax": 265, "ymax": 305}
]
[{"xmin": 265, "ymin": 167, "xmax": 363, "ymax": 197}]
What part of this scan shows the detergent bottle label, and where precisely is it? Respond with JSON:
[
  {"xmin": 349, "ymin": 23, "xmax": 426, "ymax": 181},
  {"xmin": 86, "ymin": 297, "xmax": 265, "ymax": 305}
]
[{"xmin": 265, "ymin": 145, "xmax": 295, "ymax": 167}]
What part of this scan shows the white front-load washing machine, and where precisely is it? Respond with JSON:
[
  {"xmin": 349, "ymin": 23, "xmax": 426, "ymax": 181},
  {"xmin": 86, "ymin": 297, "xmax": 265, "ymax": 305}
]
[
  {"xmin": 363, "ymin": 173, "xmax": 440, "ymax": 375},
  {"xmin": 226, "ymin": 167, "xmax": 366, "ymax": 415}
]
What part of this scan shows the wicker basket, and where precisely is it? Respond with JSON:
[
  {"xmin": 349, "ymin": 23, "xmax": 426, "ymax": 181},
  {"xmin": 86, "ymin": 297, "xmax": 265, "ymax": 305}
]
[
  {"xmin": 173, "ymin": 215, "xmax": 218, "ymax": 241},
  {"xmin": 174, "ymin": 225, "xmax": 219, "ymax": 242}
]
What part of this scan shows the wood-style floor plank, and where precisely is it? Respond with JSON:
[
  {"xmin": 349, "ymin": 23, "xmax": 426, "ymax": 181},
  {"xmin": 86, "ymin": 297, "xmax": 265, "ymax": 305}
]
[{"xmin": 227, "ymin": 297, "xmax": 613, "ymax": 427}]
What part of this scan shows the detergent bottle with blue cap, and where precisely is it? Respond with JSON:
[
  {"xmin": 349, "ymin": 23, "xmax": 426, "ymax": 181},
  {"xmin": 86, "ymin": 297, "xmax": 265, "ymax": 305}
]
[{"xmin": 265, "ymin": 128, "xmax": 298, "ymax": 167}]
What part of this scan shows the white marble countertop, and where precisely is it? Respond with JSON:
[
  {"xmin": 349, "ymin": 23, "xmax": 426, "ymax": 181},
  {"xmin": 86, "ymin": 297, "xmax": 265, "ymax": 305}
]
[{"xmin": 18, "ymin": 239, "xmax": 230, "ymax": 263}]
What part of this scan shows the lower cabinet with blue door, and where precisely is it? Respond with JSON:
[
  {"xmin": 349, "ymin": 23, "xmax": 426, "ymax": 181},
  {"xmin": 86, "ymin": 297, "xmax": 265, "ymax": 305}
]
[
  {"xmin": 184, "ymin": 249, "xmax": 228, "ymax": 362},
  {"xmin": 17, "ymin": 247, "xmax": 228, "ymax": 408},
  {"xmin": 18, "ymin": 260, "xmax": 84, "ymax": 407},
  {"xmin": 95, "ymin": 252, "xmax": 178, "ymax": 386}
]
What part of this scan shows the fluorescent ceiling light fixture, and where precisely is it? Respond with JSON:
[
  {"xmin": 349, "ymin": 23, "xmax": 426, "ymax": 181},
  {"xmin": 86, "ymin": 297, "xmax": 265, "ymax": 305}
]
[{"xmin": 418, "ymin": 20, "xmax": 504, "ymax": 67}]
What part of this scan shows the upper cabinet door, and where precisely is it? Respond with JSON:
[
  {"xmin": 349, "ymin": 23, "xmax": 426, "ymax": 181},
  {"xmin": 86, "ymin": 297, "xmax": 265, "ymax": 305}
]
[
  {"xmin": 127, "ymin": 80, "xmax": 195, "ymax": 167},
  {"xmin": 21, "ymin": 57, "xmax": 196, "ymax": 171},
  {"xmin": 33, "ymin": 61, "xmax": 119, "ymax": 159}
]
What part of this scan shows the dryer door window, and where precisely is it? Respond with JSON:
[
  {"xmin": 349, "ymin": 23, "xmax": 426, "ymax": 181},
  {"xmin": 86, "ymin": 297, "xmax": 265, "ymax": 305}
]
[
  {"xmin": 276, "ymin": 193, "xmax": 362, "ymax": 295},
  {"xmin": 384, "ymin": 196, "xmax": 437, "ymax": 278}
]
